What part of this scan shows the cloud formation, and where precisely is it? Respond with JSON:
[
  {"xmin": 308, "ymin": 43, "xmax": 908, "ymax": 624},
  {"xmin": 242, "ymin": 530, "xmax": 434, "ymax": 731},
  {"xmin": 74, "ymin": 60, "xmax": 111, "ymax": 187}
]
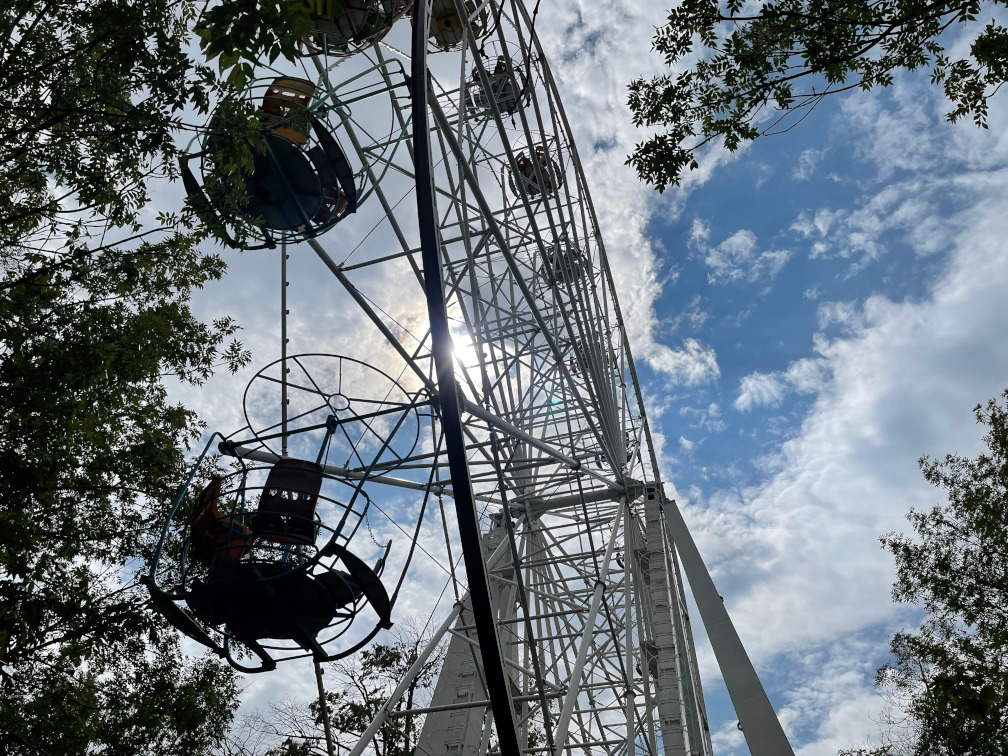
[
  {"xmin": 691, "ymin": 220, "xmax": 792, "ymax": 285},
  {"xmin": 678, "ymin": 62, "xmax": 1008, "ymax": 752},
  {"xmin": 792, "ymin": 148, "xmax": 823, "ymax": 181},
  {"xmin": 689, "ymin": 187, "xmax": 1008, "ymax": 751},
  {"xmin": 539, "ymin": 1, "xmax": 722, "ymax": 385}
]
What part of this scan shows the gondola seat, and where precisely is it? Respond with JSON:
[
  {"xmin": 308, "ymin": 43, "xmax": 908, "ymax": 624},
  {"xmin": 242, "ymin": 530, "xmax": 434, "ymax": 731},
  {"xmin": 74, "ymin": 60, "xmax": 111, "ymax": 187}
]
[{"xmin": 251, "ymin": 458, "xmax": 325, "ymax": 545}]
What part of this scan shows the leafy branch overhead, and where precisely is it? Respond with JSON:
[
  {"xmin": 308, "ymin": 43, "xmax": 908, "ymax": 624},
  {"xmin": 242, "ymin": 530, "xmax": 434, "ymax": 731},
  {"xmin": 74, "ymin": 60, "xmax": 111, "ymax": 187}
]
[
  {"xmin": 628, "ymin": 0, "xmax": 1008, "ymax": 191},
  {"xmin": 193, "ymin": 1, "xmax": 344, "ymax": 89},
  {"xmin": 195, "ymin": 1, "xmax": 312, "ymax": 89},
  {"xmin": 0, "ymin": 1, "xmax": 263, "ymax": 751}
]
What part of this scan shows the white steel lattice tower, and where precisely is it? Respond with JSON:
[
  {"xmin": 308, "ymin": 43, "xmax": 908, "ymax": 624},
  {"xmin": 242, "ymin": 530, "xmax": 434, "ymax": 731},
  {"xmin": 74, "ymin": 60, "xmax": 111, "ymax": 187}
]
[
  {"xmin": 157, "ymin": 0, "xmax": 797, "ymax": 753},
  {"xmin": 340, "ymin": 2, "xmax": 794, "ymax": 752}
]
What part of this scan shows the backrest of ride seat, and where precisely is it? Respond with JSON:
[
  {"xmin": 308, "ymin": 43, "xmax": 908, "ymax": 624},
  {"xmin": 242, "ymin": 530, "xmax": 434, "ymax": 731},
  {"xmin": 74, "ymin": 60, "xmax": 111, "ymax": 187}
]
[
  {"xmin": 261, "ymin": 77, "xmax": 316, "ymax": 146},
  {"xmin": 252, "ymin": 458, "xmax": 324, "ymax": 545}
]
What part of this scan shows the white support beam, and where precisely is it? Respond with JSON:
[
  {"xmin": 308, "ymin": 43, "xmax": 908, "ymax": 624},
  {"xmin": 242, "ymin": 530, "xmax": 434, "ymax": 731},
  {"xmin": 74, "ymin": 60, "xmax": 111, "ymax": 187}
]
[
  {"xmin": 347, "ymin": 602, "xmax": 465, "ymax": 756},
  {"xmin": 625, "ymin": 523, "xmax": 635, "ymax": 754},
  {"xmin": 662, "ymin": 495, "xmax": 796, "ymax": 756}
]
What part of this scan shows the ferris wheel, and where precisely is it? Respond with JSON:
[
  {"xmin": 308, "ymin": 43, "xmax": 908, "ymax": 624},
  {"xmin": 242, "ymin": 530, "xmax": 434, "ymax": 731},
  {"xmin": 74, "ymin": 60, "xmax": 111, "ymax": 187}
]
[{"xmin": 146, "ymin": 1, "xmax": 796, "ymax": 754}]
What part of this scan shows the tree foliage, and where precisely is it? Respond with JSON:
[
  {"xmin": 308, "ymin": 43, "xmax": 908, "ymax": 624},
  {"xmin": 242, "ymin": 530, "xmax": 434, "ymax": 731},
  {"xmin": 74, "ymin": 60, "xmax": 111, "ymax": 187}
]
[
  {"xmin": 319, "ymin": 637, "xmax": 440, "ymax": 756},
  {"xmin": 0, "ymin": 0, "xmax": 253, "ymax": 752},
  {"xmin": 628, "ymin": 0, "xmax": 1008, "ymax": 190},
  {"xmin": 856, "ymin": 391, "xmax": 1008, "ymax": 755},
  {"xmin": 194, "ymin": 0, "xmax": 314, "ymax": 89},
  {"xmin": 228, "ymin": 623, "xmax": 444, "ymax": 756}
]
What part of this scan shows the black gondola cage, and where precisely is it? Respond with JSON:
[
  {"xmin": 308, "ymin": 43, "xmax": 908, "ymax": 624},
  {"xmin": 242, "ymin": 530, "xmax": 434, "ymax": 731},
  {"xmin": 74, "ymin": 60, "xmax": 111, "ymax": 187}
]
[
  {"xmin": 146, "ymin": 353, "xmax": 434, "ymax": 672},
  {"xmin": 180, "ymin": 76, "xmax": 359, "ymax": 250},
  {"xmin": 146, "ymin": 438, "xmax": 393, "ymax": 672}
]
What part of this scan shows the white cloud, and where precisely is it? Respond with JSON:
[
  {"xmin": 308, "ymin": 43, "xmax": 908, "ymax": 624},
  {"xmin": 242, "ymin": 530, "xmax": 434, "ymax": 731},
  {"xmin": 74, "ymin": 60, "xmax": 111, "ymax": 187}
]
[
  {"xmin": 649, "ymin": 337, "xmax": 721, "ymax": 385},
  {"xmin": 792, "ymin": 148, "xmax": 822, "ymax": 181},
  {"xmin": 734, "ymin": 372, "xmax": 788, "ymax": 411},
  {"xmin": 689, "ymin": 186, "xmax": 1008, "ymax": 673},
  {"xmin": 734, "ymin": 358, "xmax": 828, "ymax": 412},
  {"xmin": 785, "ymin": 358, "xmax": 827, "ymax": 394},
  {"xmin": 812, "ymin": 209, "xmax": 838, "ymax": 237},
  {"xmin": 679, "ymin": 402, "xmax": 726, "ymax": 434},
  {"xmin": 666, "ymin": 294, "xmax": 710, "ymax": 333},
  {"xmin": 710, "ymin": 717, "xmax": 747, "ymax": 753},
  {"xmin": 841, "ymin": 80, "xmax": 941, "ymax": 180},
  {"xmin": 695, "ymin": 226, "xmax": 793, "ymax": 285},
  {"xmin": 790, "ymin": 213, "xmax": 816, "ymax": 238},
  {"xmin": 690, "ymin": 217, "xmax": 710, "ymax": 244},
  {"xmin": 790, "ymin": 176, "xmax": 963, "ymax": 267},
  {"xmin": 788, "ymin": 66, "xmax": 1008, "ymax": 273},
  {"xmin": 778, "ymin": 638, "xmax": 891, "ymax": 756},
  {"xmin": 817, "ymin": 300, "xmax": 865, "ymax": 332}
]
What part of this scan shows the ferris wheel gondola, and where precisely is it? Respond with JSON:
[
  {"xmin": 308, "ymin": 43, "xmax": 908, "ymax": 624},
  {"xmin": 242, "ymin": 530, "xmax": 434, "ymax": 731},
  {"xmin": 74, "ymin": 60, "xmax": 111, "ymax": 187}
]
[
  {"xmin": 146, "ymin": 355, "xmax": 430, "ymax": 671},
  {"xmin": 180, "ymin": 77, "xmax": 356, "ymax": 249},
  {"xmin": 179, "ymin": 57, "xmax": 410, "ymax": 250},
  {"xmin": 466, "ymin": 53, "xmax": 529, "ymax": 119},
  {"xmin": 146, "ymin": 438, "xmax": 390, "ymax": 671},
  {"xmin": 302, "ymin": 0, "xmax": 413, "ymax": 57}
]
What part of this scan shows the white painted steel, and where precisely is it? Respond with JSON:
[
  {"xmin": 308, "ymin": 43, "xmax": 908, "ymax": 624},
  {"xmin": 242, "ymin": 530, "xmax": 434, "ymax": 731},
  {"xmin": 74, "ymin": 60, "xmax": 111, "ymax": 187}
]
[
  {"xmin": 550, "ymin": 497, "xmax": 625, "ymax": 755},
  {"xmin": 662, "ymin": 499, "xmax": 796, "ymax": 755},
  {"xmin": 224, "ymin": 0, "xmax": 800, "ymax": 751}
]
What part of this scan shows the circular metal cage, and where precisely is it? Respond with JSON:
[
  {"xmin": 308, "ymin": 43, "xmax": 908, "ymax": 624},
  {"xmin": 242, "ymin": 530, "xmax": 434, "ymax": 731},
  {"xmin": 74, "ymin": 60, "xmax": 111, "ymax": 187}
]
[
  {"xmin": 509, "ymin": 144, "xmax": 563, "ymax": 199},
  {"xmin": 146, "ymin": 354, "xmax": 434, "ymax": 672},
  {"xmin": 180, "ymin": 62, "xmax": 410, "ymax": 250},
  {"xmin": 466, "ymin": 54, "xmax": 529, "ymax": 119},
  {"xmin": 302, "ymin": 0, "xmax": 413, "ymax": 57},
  {"xmin": 146, "ymin": 444, "xmax": 392, "ymax": 672}
]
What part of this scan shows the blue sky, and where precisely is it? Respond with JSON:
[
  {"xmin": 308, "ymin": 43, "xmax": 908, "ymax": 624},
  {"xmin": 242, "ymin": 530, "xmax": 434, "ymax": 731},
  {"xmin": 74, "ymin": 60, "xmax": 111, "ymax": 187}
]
[{"xmin": 173, "ymin": 2, "xmax": 1008, "ymax": 753}]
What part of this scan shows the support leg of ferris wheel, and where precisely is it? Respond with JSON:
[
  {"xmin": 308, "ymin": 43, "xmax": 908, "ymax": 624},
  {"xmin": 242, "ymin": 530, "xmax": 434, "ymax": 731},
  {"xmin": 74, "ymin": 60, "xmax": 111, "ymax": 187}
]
[{"xmin": 661, "ymin": 493, "xmax": 795, "ymax": 753}]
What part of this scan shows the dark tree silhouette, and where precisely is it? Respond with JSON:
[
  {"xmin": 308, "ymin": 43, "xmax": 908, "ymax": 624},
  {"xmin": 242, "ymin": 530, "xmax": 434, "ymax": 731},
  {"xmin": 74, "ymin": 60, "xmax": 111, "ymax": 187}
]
[
  {"xmin": 0, "ymin": 1, "xmax": 257, "ymax": 752},
  {"xmin": 843, "ymin": 390, "xmax": 1008, "ymax": 755}
]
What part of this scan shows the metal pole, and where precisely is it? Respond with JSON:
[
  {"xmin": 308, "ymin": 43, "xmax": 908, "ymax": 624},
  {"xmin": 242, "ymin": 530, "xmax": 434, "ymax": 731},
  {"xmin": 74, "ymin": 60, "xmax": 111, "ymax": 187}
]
[
  {"xmin": 625, "ymin": 522, "xmax": 635, "ymax": 753},
  {"xmin": 630, "ymin": 517, "xmax": 658, "ymax": 755},
  {"xmin": 281, "ymin": 235, "xmax": 289, "ymax": 457},
  {"xmin": 314, "ymin": 660, "xmax": 336, "ymax": 756},
  {"xmin": 410, "ymin": 2, "xmax": 520, "ymax": 752},
  {"xmin": 223, "ymin": 443, "xmax": 444, "ymax": 495},
  {"xmin": 551, "ymin": 497, "xmax": 625, "ymax": 754}
]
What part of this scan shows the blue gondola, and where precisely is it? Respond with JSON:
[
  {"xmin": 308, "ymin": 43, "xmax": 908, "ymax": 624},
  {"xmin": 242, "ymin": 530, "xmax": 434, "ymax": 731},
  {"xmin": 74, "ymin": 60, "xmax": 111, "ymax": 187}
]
[{"xmin": 180, "ymin": 76, "xmax": 358, "ymax": 250}]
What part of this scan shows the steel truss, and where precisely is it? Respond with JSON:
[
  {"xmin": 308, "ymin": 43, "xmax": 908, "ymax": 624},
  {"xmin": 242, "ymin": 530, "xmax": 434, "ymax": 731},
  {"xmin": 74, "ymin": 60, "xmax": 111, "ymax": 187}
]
[{"xmin": 197, "ymin": 0, "xmax": 796, "ymax": 752}]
